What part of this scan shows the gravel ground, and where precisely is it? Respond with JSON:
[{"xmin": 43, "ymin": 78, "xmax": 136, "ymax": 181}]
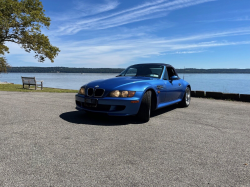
[{"xmin": 0, "ymin": 91, "xmax": 250, "ymax": 186}]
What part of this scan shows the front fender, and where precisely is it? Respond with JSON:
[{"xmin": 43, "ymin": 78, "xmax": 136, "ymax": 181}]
[{"xmin": 114, "ymin": 83, "xmax": 159, "ymax": 109}]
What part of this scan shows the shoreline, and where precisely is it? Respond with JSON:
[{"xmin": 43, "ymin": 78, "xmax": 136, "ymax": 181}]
[
  {"xmin": 3, "ymin": 72, "xmax": 250, "ymax": 74},
  {"xmin": 0, "ymin": 81, "xmax": 14, "ymax": 84}
]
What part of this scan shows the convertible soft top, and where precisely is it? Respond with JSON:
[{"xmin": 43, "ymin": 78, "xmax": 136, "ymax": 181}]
[{"xmin": 131, "ymin": 63, "xmax": 173, "ymax": 67}]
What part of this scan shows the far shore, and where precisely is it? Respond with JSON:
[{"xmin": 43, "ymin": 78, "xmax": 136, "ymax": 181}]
[
  {"xmin": 6, "ymin": 67, "xmax": 250, "ymax": 74},
  {"xmin": 0, "ymin": 81, "xmax": 14, "ymax": 84}
]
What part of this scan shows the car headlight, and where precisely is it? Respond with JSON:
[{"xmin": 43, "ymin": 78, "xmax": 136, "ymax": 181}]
[
  {"xmin": 110, "ymin": 90, "xmax": 136, "ymax": 97},
  {"xmin": 78, "ymin": 87, "xmax": 85, "ymax": 95}
]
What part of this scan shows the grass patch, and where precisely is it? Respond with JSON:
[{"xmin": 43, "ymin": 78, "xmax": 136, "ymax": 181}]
[{"xmin": 0, "ymin": 84, "xmax": 78, "ymax": 93}]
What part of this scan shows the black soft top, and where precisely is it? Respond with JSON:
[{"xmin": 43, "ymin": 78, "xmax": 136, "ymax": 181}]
[{"xmin": 131, "ymin": 63, "xmax": 173, "ymax": 67}]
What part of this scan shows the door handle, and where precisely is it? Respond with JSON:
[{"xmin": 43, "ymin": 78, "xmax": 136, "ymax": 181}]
[{"xmin": 178, "ymin": 83, "xmax": 181, "ymax": 86}]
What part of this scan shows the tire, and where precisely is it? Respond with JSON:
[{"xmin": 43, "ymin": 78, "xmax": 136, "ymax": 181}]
[
  {"xmin": 137, "ymin": 91, "xmax": 152, "ymax": 122},
  {"xmin": 180, "ymin": 87, "xmax": 191, "ymax": 107}
]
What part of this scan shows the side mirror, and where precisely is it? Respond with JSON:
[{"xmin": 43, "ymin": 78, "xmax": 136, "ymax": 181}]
[{"xmin": 170, "ymin": 75, "xmax": 178, "ymax": 80}]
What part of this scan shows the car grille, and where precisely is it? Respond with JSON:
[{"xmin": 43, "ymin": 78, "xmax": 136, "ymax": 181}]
[
  {"xmin": 85, "ymin": 104, "xmax": 111, "ymax": 111},
  {"xmin": 94, "ymin": 89, "xmax": 105, "ymax": 97},
  {"xmin": 87, "ymin": 88, "xmax": 105, "ymax": 97},
  {"xmin": 76, "ymin": 101, "xmax": 125, "ymax": 112},
  {"xmin": 76, "ymin": 101, "xmax": 111, "ymax": 111},
  {"xmin": 87, "ymin": 88, "xmax": 94, "ymax": 96}
]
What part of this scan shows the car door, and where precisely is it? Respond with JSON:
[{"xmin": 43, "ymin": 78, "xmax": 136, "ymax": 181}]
[
  {"xmin": 163, "ymin": 67, "xmax": 183, "ymax": 102},
  {"xmin": 156, "ymin": 80, "xmax": 167, "ymax": 104}
]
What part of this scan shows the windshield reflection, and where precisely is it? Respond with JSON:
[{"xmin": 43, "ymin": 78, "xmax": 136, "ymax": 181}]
[{"xmin": 123, "ymin": 64, "xmax": 164, "ymax": 78}]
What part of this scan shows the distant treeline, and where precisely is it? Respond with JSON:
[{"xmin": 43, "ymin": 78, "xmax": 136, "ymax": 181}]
[
  {"xmin": 176, "ymin": 68, "xmax": 250, "ymax": 73},
  {"xmin": 6, "ymin": 67, "xmax": 250, "ymax": 73},
  {"xmin": 7, "ymin": 67, "xmax": 125, "ymax": 73}
]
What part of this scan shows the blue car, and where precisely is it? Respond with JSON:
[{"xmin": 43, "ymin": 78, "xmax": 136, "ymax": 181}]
[{"xmin": 75, "ymin": 63, "xmax": 191, "ymax": 122}]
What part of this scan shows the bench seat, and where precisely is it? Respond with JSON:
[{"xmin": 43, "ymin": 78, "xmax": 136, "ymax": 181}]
[{"xmin": 21, "ymin": 77, "xmax": 43, "ymax": 90}]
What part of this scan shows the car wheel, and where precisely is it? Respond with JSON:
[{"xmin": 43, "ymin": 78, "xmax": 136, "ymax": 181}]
[
  {"xmin": 137, "ymin": 90, "xmax": 151, "ymax": 122},
  {"xmin": 180, "ymin": 87, "xmax": 191, "ymax": 107}
]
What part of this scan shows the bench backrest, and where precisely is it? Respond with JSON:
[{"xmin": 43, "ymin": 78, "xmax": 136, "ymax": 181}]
[{"xmin": 21, "ymin": 77, "xmax": 36, "ymax": 84}]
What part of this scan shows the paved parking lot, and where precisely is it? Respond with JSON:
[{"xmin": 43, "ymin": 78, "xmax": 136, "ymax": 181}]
[{"xmin": 0, "ymin": 91, "xmax": 250, "ymax": 186}]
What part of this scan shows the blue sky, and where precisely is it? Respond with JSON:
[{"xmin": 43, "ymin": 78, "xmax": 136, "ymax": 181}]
[{"xmin": 6, "ymin": 0, "xmax": 250, "ymax": 68}]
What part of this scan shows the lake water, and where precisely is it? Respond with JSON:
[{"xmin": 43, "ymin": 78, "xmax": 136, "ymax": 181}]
[{"xmin": 1, "ymin": 73, "xmax": 250, "ymax": 94}]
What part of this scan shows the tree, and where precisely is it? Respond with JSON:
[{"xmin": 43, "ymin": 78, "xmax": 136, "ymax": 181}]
[
  {"xmin": 0, "ymin": 56, "xmax": 10, "ymax": 72},
  {"xmin": 0, "ymin": 0, "xmax": 60, "ymax": 73}
]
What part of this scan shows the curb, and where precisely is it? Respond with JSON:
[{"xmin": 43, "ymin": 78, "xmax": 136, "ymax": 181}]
[
  {"xmin": 196, "ymin": 91, "xmax": 205, "ymax": 97},
  {"xmin": 206, "ymin": 92, "xmax": 223, "ymax": 99},
  {"xmin": 191, "ymin": 91, "xmax": 250, "ymax": 103},
  {"xmin": 240, "ymin": 94, "xmax": 250, "ymax": 102},
  {"xmin": 222, "ymin": 93, "xmax": 240, "ymax": 101}
]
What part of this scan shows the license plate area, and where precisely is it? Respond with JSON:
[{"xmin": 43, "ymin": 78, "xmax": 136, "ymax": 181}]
[{"xmin": 84, "ymin": 98, "xmax": 98, "ymax": 107}]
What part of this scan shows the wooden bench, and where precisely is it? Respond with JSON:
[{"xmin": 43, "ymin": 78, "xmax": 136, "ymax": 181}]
[{"xmin": 21, "ymin": 77, "xmax": 43, "ymax": 90}]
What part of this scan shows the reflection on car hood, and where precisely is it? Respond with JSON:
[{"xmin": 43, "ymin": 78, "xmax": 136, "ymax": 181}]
[{"xmin": 86, "ymin": 76, "xmax": 157, "ymax": 90}]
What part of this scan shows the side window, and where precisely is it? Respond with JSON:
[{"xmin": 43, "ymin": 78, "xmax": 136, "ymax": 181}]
[
  {"xmin": 163, "ymin": 68, "xmax": 168, "ymax": 80},
  {"xmin": 125, "ymin": 68, "xmax": 137, "ymax": 76},
  {"xmin": 167, "ymin": 67, "xmax": 177, "ymax": 79}
]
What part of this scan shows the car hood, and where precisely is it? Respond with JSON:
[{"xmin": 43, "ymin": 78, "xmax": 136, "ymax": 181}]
[{"xmin": 85, "ymin": 76, "xmax": 158, "ymax": 90}]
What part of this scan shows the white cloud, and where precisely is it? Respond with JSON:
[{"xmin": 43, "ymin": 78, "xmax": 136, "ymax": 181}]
[
  {"xmin": 50, "ymin": 0, "xmax": 119, "ymax": 21},
  {"xmin": 169, "ymin": 41, "xmax": 250, "ymax": 50},
  {"xmin": 151, "ymin": 27, "xmax": 250, "ymax": 43},
  {"xmin": 49, "ymin": 28, "xmax": 250, "ymax": 67},
  {"xmin": 73, "ymin": 0, "xmax": 120, "ymax": 14},
  {"xmin": 199, "ymin": 16, "xmax": 250, "ymax": 23},
  {"xmin": 5, "ymin": 26, "xmax": 250, "ymax": 67},
  {"xmin": 54, "ymin": 0, "xmax": 216, "ymax": 35},
  {"xmin": 168, "ymin": 50, "xmax": 205, "ymax": 54}
]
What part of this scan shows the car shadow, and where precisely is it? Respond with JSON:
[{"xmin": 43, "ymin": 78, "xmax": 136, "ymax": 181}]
[
  {"xmin": 60, "ymin": 105, "xmax": 179, "ymax": 126},
  {"xmin": 59, "ymin": 111, "xmax": 138, "ymax": 126},
  {"xmin": 151, "ymin": 104, "xmax": 178, "ymax": 118}
]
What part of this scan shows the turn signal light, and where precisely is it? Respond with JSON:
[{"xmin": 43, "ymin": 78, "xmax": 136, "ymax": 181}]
[
  {"xmin": 131, "ymin": 100, "xmax": 139, "ymax": 103},
  {"xmin": 128, "ymin": 91, "xmax": 136, "ymax": 97}
]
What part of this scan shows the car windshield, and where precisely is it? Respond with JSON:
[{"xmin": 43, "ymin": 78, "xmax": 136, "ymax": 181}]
[{"xmin": 123, "ymin": 64, "xmax": 164, "ymax": 78}]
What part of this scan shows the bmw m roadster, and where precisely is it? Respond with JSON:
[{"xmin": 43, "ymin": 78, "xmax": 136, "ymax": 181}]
[{"xmin": 75, "ymin": 63, "xmax": 191, "ymax": 122}]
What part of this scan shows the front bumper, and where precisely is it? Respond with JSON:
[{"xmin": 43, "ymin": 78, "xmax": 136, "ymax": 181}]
[{"xmin": 75, "ymin": 93, "xmax": 142, "ymax": 116}]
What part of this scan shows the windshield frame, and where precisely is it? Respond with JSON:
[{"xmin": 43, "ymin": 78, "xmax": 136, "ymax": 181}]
[{"xmin": 121, "ymin": 64, "xmax": 164, "ymax": 79}]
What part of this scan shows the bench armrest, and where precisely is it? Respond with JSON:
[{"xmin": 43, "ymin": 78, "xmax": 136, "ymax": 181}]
[{"xmin": 36, "ymin": 80, "xmax": 43, "ymax": 82}]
